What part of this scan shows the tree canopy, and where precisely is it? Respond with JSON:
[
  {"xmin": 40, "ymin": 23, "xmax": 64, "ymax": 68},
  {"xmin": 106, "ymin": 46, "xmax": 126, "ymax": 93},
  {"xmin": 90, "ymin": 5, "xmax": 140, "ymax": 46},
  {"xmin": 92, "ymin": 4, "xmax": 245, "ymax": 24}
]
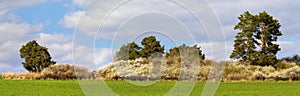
[
  {"xmin": 140, "ymin": 36, "xmax": 165, "ymax": 58},
  {"xmin": 19, "ymin": 40, "xmax": 56, "ymax": 72},
  {"xmin": 114, "ymin": 42, "xmax": 141, "ymax": 61},
  {"xmin": 230, "ymin": 11, "xmax": 282, "ymax": 66},
  {"xmin": 166, "ymin": 44, "xmax": 205, "ymax": 64}
]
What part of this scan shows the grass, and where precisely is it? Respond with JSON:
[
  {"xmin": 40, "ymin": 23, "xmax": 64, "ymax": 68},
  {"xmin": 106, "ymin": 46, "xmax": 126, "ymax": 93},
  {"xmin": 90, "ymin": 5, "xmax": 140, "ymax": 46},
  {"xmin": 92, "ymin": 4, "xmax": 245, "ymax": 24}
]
[
  {"xmin": 0, "ymin": 80, "xmax": 300, "ymax": 96},
  {"xmin": 0, "ymin": 80, "xmax": 84, "ymax": 96}
]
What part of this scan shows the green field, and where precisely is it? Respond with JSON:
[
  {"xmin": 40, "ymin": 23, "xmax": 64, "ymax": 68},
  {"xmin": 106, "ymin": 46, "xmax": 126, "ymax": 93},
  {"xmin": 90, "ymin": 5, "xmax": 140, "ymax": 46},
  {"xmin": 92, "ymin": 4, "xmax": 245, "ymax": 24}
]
[{"xmin": 0, "ymin": 80, "xmax": 300, "ymax": 96}]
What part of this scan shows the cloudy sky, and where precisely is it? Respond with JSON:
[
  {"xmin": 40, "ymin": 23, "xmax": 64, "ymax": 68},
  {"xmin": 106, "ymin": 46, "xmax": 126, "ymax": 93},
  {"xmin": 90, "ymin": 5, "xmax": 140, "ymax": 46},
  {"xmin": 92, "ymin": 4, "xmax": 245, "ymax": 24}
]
[{"xmin": 0, "ymin": 0, "xmax": 299, "ymax": 73}]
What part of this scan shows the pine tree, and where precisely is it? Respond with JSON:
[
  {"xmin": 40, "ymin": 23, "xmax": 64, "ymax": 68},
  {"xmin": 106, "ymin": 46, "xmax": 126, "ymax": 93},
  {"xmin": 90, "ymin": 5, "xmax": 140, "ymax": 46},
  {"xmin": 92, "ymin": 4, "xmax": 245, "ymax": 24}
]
[
  {"xmin": 166, "ymin": 44, "xmax": 205, "ymax": 62},
  {"xmin": 230, "ymin": 11, "xmax": 282, "ymax": 66},
  {"xmin": 140, "ymin": 36, "xmax": 164, "ymax": 58},
  {"xmin": 114, "ymin": 42, "xmax": 141, "ymax": 61}
]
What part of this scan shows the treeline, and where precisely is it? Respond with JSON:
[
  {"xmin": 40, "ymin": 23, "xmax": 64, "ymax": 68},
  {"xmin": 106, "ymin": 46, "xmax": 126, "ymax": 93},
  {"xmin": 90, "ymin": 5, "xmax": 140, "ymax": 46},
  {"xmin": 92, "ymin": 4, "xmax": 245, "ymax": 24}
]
[
  {"xmin": 114, "ymin": 36, "xmax": 205, "ymax": 62},
  {"xmin": 2, "ymin": 11, "xmax": 299, "ymax": 81}
]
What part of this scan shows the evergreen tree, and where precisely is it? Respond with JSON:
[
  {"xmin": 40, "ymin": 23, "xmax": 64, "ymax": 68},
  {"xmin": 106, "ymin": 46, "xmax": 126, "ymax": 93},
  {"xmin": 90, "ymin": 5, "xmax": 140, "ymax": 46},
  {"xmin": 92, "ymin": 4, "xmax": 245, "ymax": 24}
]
[
  {"xmin": 19, "ymin": 40, "xmax": 56, "ymax": 72},
  {"xmin": 114, "ymin": 42, "xmax": 141, "ymax": 61},
  {"xmin": 166, "ymin": 44, "xmax": 205, "ymax": 62},
  {"xmin": 230, "ymin": 11, "xmax": 282, "ymax": 66},
  {"xmin": 140, "ymin": 36, "xmax": 164, "ymax": 58}
]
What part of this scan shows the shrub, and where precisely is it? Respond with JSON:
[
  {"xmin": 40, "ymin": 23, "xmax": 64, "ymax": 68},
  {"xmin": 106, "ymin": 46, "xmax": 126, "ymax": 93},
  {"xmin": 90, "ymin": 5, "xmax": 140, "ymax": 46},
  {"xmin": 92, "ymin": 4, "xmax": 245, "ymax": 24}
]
[
  {"xmin": 252, "ymin": 71, "xmax": 266, "ymax": 80},
  {"xmin": 197, "ymin": 66, "xmax": 210, "ymax": 81},
  {"xmin": 276, "ymin": 61, "xmax": 296, "ymax": 70},
  {"xmin": 2, "ymin": 72, "xmax": 42, "ymax": 80},
  {"xmin": 15, "ymin": 72, "xmax": 41, "ymax": 80},
  {"xmin": 162, "ymin": 63, "xmax": 180, "ymax": 80},
  {"xmin": 41, "ymin": 64, "xmax": 92, "ymax": 80},
  {"xmin": 224, "ymin": 65, "xmax": 251, "ymax": 81},
  {"xmin": 268, "ymin": 66, "xmax": 300, "ymax": 81},
  {"xmin": 204, "ymin": 59, "xmax": 218, "ymax": 66},
  {"xmin": 2, "ymin": 72, "xmax": 16, "ymax": 80},
  {"xmin": 256, "ymin": 66, "xmax": 276, "ymax": 76},
  {"xmin": 0, "ymin": 74, "xmax": 3, "ymax": 80}
]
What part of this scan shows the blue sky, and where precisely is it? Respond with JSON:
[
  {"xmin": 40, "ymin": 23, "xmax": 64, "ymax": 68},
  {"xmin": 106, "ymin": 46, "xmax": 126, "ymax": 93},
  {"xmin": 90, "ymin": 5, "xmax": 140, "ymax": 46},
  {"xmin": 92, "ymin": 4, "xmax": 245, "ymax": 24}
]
[{"xmin": 0, "ymin": 0, "xmax": 300, "ymax": 73}]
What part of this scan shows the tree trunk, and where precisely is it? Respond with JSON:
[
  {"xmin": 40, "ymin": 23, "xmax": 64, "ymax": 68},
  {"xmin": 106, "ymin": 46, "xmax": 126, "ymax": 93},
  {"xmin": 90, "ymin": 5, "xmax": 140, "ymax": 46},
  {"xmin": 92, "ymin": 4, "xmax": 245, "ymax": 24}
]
[{"xmin": 261, "ymin": 22, "xmax": 265, "ymax": 53}]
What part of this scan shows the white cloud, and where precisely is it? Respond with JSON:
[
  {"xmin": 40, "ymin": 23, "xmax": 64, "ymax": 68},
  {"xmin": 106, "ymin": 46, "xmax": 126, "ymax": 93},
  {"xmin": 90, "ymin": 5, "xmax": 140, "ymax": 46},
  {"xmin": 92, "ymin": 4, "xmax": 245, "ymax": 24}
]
[
  {"xmin": 72, "ymin": 0, "xmax": 90, "ymax": 8},
  {"xmin": 0, "ymin": 41, "xmax": 23, "ymax": 62},
  {"xmin": 197, "ymin": 42, "xmax": 233, "ymax": 61},
  {"xmin": 37, "ymin": 33, "xmax": 113, "ymax": 67},
  {"xmin": 36, "ymin": 34, "xmax": 73, "ymax": 64},
  {"xmin": 59, "ymin": 11, "xmax": 86, "ymax": 28},
  {"xmin": 73, "ymin": 45, "xmax": 113, "ymax": 70},
  {"xmin": 95, "ymin": 48, "xmax": 113, "ymax": 65},
  {"xmin": 0, "ymin": 0, "xmax": 47, "ymax": 10},
  {"xmin": 277, "ymin": 41, "xmax": 300, "ymax": 58},
  {"xmin": 0, "ymin": 63, "xmax": 25, "ymax": 73},
  {"xmin": 0, "ymin": 22, "xmax": 43, "ymax": 43},
  {"xmin": 0, "ymin": 30, "xmax": 114, "ymax": 73},
  {"xmin": 210, "ymin": 0, "xmax": 300, "ymax": 40},
  {"xmin": 0, "ymin": 14, "xmax": 44, "ymax": 73},
  {"xmin": 62, "ymin": 1, "xmax": 226, "ymax": 62},
  {"xmin": 38, "ymin": 33, "xmax": 72, "ymax": 44}
]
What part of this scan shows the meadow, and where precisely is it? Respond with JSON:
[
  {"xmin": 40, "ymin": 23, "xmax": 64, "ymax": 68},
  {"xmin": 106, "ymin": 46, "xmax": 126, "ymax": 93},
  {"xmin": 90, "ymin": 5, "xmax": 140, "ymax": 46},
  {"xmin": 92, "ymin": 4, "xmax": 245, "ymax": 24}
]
[{"xmin": 1, "ymin": 80, "xmax": 300, "ymax": 96}]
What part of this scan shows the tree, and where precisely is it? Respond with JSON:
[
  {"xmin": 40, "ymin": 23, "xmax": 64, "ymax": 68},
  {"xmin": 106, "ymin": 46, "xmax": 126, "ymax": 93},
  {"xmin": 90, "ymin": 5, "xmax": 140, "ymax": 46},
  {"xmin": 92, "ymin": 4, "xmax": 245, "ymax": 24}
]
[
  {"xmin": 19, "ymin": 40, "xmax": 56, "ymax": 72},
  {"xmin": 230, "ymin": 11, "xmax": 282, "ymax": 66},
  {"xmin": 166, "ymin": 44, "xmax": 205, "ymax": 63},
  {"xmin": 140, "ymin": 36, "xmax": 165, "ymax": 58},
  {"xmin": 114, "ymin": 42, "xmax": 141, "ymax": 61},
  {"xmin": 281, "ymin": 55, "xmax": 300, "ymax": 66}
]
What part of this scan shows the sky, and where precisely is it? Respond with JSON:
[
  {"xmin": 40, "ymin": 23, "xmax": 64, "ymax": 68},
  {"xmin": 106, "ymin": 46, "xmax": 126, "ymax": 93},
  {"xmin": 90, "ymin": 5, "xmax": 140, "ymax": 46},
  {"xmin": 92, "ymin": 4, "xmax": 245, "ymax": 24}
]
[{"xmin": 0, "ymin": 0, "xmax": 299, "ymax": 73}]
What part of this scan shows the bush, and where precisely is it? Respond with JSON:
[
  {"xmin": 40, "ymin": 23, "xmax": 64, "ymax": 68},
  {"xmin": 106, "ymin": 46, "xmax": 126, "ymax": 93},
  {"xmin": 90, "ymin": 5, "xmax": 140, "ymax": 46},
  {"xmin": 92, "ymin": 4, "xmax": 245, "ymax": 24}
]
[
  {"xmin": 268, "ymin": 66, "xmax": 300, "ymax": 81},
  {"xmin": 41, "ymin": 64, "xmax": 92, "ymax": 80},
  {"xmin": 98, "ymin": 59, "xmax": 300, "ymax": 81},
  {"xmin": 252, "ymin": 71, "xmax": 266, "ymax": 80},
  {"xmin": 256, "ymin": 66, "xmax": 276, "ymax": 76},
  {"xmin": 99, "ymin": 63, "xmax": 117, "ymax": 80},
  {"xmin": 223, "ymin": 64, "xmax": 252, "ymax": 81},
  {"xmin": 197, "ymin": 66, "xmax": 210, "ymax": 81},
  {"xmin": 276, "ymin": 61, "xmax": 296, "ymax": 70},
  {"xmin": 15, "ymin": 72, "xmax": 41, "ymax": 80},
  {"xmin": 0, "ymin": 74, "xmax": 3, "ymax": 80},
  {"xmin": 2, "ymin": 72, "xmax": 16, "ymax": 80}
]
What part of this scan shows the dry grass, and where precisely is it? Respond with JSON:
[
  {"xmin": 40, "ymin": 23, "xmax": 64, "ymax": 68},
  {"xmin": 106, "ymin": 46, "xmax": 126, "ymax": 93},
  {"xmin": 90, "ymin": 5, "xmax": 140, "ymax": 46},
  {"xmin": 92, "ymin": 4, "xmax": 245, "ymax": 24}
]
[
  {"xmin": 41, "ymin": 64, "xmax": 93, "ymax": 80},
  {"xmin": 2, "ymin": 64, "xmax": 94, "ymax": 80},
  {"xmin": 99, "ymin": 59, "xmax": 300, "ymax": 81}
]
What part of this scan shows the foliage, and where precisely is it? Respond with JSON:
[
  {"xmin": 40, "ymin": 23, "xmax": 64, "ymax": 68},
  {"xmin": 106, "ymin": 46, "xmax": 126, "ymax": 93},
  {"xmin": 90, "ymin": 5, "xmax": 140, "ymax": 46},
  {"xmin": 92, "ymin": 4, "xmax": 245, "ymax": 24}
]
[
  {"xmin": 41, "ymin": 64, "xmax": 93, "ymax": 80},
  {"xmin": 223, "ymin": 65, "xmax": 251, "ymax": 81},
  {"xmin": 19, "ymin": 40, "xmax": 56, "ymax": 72},
  {"xmin": 269, "ymin": 66, "xmax": 300, "ymax": 81},
  {"xmin": 140, "ymin": 36, "xmax": 165, "ymax": 58},
  {"xmin": 0, "ymin": 74, "xmax": 2, "ymax": 80},
  {"xmin": 2, "ymin": 72, "xmax": 40, "ymax": 80},
  {"xmin": 114, "ymin": 42, "xmax": 141, "ymax": 61},
  {"xmin": 99, "ymin": 58, "xmax": 300, "ymax": 81},
  {"xmin": 166, "ymin": 44, "xmax": 205, "ymax": 65},
  {"xmin": 280, "ymin": 55, "xmax": 300, "ymax": 66},
  {"xmin": 252, "ymin": 71, "xmax": 266, "ymax": 80},
  {"xmin": 2, "ymin": 72, "xmax": 16, "ymax": 80},
  {"xmin": 230, "ymin": 11, "xmax": 282, "ymax": 66},
  {"xmin": 276, "ymin": 60, "xmax": 296, "ymax": 70}
]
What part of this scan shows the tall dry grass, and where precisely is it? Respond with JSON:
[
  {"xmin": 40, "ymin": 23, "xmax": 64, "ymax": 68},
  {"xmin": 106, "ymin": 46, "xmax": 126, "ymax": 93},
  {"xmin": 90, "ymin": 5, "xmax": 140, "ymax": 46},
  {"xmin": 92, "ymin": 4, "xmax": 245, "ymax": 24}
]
[{"xmin": 99, "ymin": 59, "xmax": 300, "ymax": 81}]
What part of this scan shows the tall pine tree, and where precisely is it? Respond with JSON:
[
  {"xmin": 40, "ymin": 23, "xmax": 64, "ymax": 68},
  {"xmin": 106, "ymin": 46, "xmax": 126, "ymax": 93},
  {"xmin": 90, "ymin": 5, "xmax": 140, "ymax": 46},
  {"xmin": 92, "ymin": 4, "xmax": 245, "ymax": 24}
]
[{"xmin": 230, "ymin": 11, "xmax": 282, "ymax": 66}]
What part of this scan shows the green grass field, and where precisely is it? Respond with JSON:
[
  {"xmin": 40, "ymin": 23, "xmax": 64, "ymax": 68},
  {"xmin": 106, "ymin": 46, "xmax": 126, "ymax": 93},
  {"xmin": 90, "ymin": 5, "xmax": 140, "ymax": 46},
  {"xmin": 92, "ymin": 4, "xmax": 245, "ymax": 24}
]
[{"xmin": 0, "ymin": 80, "xmax": 300, "ymax": 96}]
